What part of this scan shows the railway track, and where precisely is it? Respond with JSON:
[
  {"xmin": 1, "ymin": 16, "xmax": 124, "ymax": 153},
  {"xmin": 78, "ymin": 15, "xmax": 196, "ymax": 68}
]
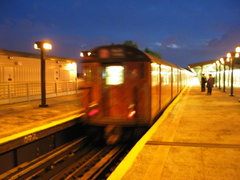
[{"xmin": 0, "ymin": 136, "xmax": 133, "ymax": 180}]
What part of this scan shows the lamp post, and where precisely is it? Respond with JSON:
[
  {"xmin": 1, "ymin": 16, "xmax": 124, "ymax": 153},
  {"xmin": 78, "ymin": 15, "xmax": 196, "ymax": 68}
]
[
  {"xmin": 236, "ymin": 45, "xmax": 240, "ymax": 101},
  {"xmin": 220, "ymin": 57, "xmax": 227, "ymax": 92},
  {"xmin": 216, "ymin": 60, "xmax": 221, "ymax": 89},
  {"xmin": 226, "ymin": 51, "xmax": 239, "ymax": 96},
  {"xmin": 215, "ymin": 62, "xmax": 218, "ymax": 87},
  {"xmin": 236, "ymin": 45, "xmax": 240, "ymax": 53},
  {"xmin": 34, "ymin": 41, "xmax": 52, "ymax": 107}
]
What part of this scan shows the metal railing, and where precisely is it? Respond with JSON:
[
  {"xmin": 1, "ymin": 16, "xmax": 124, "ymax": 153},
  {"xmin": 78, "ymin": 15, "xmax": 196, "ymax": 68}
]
[{"xmin": 0, "ymin": 80, "xmax": 83, "ymax": 105}]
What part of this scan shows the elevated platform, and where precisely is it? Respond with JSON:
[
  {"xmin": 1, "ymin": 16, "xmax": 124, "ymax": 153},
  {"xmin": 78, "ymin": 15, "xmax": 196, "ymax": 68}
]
[
  {"xmin": 0, "ymin": 94, "xmax": 84, "ymax": 154},
  {"xmin": 109, "ymin": 78, "xmax": 240, "ymax": 179}
]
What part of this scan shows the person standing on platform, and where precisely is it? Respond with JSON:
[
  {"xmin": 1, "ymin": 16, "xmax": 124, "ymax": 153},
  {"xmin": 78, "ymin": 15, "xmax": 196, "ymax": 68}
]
[
  {"xmin": 207, "ymin": 74, "xmax": 214, "ymax": 95},
  {"xmin": 201, "ymin": 73, "xmax": 207, "ymax": 92}
]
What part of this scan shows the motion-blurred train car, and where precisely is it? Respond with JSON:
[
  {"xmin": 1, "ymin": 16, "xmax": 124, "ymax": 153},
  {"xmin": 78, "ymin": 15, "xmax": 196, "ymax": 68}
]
[{"xmin": 80, "ymin": 45, "xmax": 192, "ymax": 143}]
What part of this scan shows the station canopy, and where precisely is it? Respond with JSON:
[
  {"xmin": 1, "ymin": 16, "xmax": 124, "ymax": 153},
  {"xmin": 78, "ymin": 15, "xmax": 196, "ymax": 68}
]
[{"xmin": 188, "ymin": 58, "xmax": 240, "ymax": 77}]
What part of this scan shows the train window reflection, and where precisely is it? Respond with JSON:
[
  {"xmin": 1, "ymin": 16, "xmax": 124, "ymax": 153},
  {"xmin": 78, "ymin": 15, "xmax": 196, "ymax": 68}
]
[
  {"xmin": 106, "ymin": 66, "xmax": 124, "ymax": 85},
  {"xmin": 161, "ymin": 65, "xmax": 171, "ymax": 85}
]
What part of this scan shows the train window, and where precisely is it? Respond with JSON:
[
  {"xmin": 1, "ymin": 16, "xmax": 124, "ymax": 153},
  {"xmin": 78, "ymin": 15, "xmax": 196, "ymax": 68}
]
[
  {"xmin": 105, "ymin": 66, "xmax": 124, "ymax": 85},
  {"xmin": 161, "ymin": 65, "xmax": 171, "ymax": 85},
  {"xmin": 151, "ymin": 63, "xmax": 160, "ymax": 86}
]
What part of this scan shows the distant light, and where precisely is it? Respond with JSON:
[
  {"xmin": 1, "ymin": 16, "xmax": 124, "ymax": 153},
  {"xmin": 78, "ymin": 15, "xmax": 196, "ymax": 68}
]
[
  {"xmin": 235, "ymin": 45, "xmax": 240, "ymax": 53},
  {"xmin": 220, "ymin": 58, "xmax": 225, "ymax": 64},
  {"xmin": 226, "ymin": 52, "xmax": 231, "ymax": 58},
  {"xmin": 80, "ymin": 51, "xmax": 91, "ymax": 57},
  {"xmin": 235, "ymin": 52, "xmax": 239, "ymax": 58},
  {"xmin": 226, "ymin": 52, "xmax": 239, "ymax": 59}
]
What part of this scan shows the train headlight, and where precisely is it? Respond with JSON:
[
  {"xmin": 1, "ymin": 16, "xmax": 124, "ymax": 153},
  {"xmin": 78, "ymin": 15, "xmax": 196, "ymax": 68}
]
[{"xmin": 80, "ymin": 51, "xmax": 91, "ymax": 57}]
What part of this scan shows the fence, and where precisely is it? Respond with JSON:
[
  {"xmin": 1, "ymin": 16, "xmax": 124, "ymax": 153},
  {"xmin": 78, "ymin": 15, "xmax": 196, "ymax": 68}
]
[{"xmin": 0, "ymin": 80, "xmax": 84, "ymax": 105}]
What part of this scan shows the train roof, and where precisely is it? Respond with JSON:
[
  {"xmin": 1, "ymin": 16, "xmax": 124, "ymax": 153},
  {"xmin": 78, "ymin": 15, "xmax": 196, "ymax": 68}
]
[
  {"xmin": 81, "ymin": 44, "xmax": 180, "ymax": 68},
  {"xmin": 142, "ymin": 51, "xmax": 179, "ymax": 68}
]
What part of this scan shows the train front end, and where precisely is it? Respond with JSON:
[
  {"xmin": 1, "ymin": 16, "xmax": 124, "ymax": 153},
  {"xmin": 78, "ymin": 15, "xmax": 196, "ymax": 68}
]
[{"xmin": 80, "ymin": 45, "xmax": 151, "ymax": 144}]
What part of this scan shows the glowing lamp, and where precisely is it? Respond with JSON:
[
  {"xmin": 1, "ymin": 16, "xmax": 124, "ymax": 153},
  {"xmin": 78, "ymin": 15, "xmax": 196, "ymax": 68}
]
[
  {"xmin": 235, "ymin": 45, "xmax": 240, "ymax": 53},
  {"xmin": 67, "ymin": 62, "xmax": 77, "ymax": 70},
  {"xmin": 220, "ymin": 58, "xmax": 225, "ymax": 64},
  {"xmin": 227, "ymin": 52, "xmax": 239, "ymax": 58},
  {"xmin": 80, "ymin": 51, "xmax": 91, "ymax": 57},
  {"xmin": 34, "ymin": 41, "xmax": 52, "ymax": 50},
  {"xmin": 226, "ymin": 52, "xmax": 231, "ymax": 58},
  {"xmin": 235, "ymin": 52, "xmax": 239, "ymax": 58}
]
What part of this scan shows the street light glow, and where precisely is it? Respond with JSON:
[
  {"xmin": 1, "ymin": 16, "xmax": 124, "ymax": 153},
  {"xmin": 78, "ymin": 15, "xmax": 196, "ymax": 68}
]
[
  {"xmin": 34, "ymin": 41, "xmax": 52, "ymax": 50},
  {"xmin": 226, "ymin": 52, "xmax": 231, "ymax": 58},
  {"xmin": 226, "ymin": 52, "xmax": 239, "ymax": 58},
  {"xmin": 34, "ymin": 43, "xmax": 39, "ymax": 49},
  {"xmin": 235, "ymin": 45, "xmax": 240, "ymax": 53},
  {"xmin": 43, "ymin": 43, "xmax": 52, "ymax": 50},
  {"xmin": 220, "ymin": 58, "xmax": 225, "ymax": 64},
  {"xmin": 235, "ymin": 52, "xmax": 239, "ymax": 58}
]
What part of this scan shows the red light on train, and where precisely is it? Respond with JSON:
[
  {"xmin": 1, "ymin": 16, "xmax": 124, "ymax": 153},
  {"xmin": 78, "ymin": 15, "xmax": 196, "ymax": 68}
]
[
  {"xmin": 127, "ymin": 110, "xmax": 136, "ymax": 118},
  {"xmin": 88, "ymin": 109, "xmax": 99, "ymax": 116}
]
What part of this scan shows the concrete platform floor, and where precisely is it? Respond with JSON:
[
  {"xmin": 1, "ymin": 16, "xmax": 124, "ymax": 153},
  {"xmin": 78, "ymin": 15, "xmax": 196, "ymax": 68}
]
[
  {"xmin": 109, "ymin": 78, "xmax": 240, "ymax": 180},
  {"xmin": 0, "ymin": 94, "xmax": 83, "ymax": 144}
]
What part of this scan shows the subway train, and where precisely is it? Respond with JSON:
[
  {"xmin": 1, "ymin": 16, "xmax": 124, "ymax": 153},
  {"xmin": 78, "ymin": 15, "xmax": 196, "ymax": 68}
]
[{"xmin": 80, "ymin": 44, "xmax": 192, "ymax": 144}]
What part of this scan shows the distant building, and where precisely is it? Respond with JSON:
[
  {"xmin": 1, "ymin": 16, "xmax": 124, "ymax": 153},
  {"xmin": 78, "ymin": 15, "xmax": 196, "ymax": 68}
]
[
  {"xmin": 0, "ymin": 49, "xmax": 80, "ymax": 104},
  {"xmin": 0, "ymin": 49, "xmax": 77, "ymax": 83}
]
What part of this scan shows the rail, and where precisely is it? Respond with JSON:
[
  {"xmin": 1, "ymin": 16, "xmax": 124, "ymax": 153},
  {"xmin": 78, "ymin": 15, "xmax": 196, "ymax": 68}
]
[{"xmin": 0, "ymin": 80, "xmax": 83, "ymax": 105}]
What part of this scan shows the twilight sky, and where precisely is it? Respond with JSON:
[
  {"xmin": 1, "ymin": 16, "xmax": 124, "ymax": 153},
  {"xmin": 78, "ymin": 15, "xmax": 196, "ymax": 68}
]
[{"xmin": 0, "ymin": 0, "xmax": 240, "ymax": 68}]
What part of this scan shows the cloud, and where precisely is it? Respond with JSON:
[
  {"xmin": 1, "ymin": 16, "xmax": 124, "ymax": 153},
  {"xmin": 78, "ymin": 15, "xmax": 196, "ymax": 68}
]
[
  {"xmin": 206, "ymin": 27, "xmax": 240, "ymax": 50},
  {"xmin": 156, "ymin": 35, "xmax": 188, "ymax": 49},
  {"xmin": 166, "ymin": 44, "xmax": 180, "ymax": 49},
  {"xmin": 155, "ymin": 42, "xmax": 162, "ymax": 46}
]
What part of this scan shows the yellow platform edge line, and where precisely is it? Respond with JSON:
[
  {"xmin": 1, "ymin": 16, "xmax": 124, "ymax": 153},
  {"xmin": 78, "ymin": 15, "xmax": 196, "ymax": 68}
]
[
  {"xmin": 0, "ymin": 110, "xmax": 85, "ymax": 145},
  {"xmin": 108, "ymin": 80, "xmax": 192, "ymax": 180}
]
